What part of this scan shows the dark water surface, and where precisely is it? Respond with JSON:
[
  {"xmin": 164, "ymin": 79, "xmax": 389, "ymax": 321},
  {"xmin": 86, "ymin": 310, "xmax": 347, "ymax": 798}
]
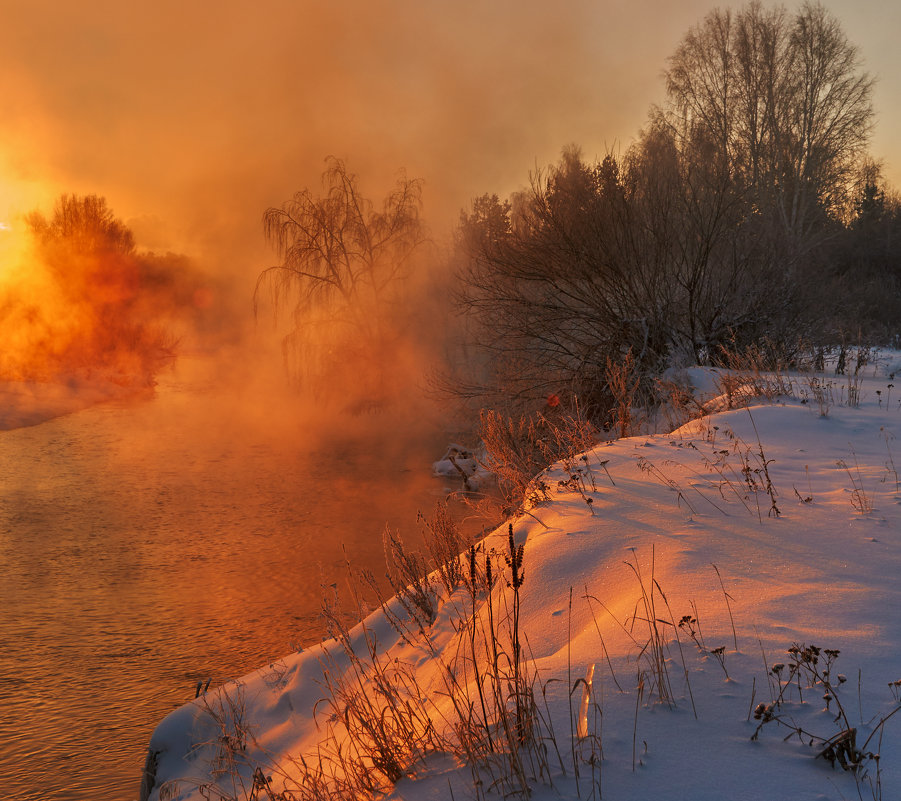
[{"xmin": 0, "ymin": 358, "xmax": 462, "ymax": 800}]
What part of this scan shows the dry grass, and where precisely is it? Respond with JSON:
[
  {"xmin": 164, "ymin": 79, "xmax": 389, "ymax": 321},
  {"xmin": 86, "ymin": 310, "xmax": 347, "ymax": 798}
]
[
  {"xmin": 186, "ymin": 534, "xmax": 901, "ymax": 801},
  {"xmin": 605, "ymin": 349, "xmax": 641, "ymax": 438},
  {"xmin": 478, "ymin": 403, "xmax": 596, "ymax": 513},
  {"xmin": 419, "ymin": 502, "xmax": 475, "ymax": 595},
  {"xmin": 837, "ymin": 452, "xmax": 874, "ymax": 515},
  {"xmin": 181, "ymin": 340, "xmax": 900, "ymax": 800},
  {"xmin": 203, "ymin": 523, "xmax": 617, "ymax": 800}
]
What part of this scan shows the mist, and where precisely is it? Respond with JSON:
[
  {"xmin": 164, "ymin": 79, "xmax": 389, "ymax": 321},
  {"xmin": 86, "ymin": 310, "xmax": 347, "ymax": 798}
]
[{"xmin": 0, "ymin": 0, "xmax": 898, "ymax": 435}]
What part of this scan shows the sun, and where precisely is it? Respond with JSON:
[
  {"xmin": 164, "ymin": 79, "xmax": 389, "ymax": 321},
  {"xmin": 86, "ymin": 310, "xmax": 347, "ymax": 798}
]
[{"xmin": 0, "ymin": 218, "xmax": 29, "ymax": 279}]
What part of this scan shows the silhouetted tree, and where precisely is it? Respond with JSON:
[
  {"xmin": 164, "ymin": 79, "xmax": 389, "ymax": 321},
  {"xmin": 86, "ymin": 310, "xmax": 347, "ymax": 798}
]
[
  {"xmin": 824, "ymin": 174, "xmax": 901, "ymax": 342},
  {"xmin": 856, "ymin": 181, "xmax": 886, "ymax": 227},
  {"xmin": 455, "ymin": 141, "xmax": 792, "ymax": 421},
  {"xmin": 256, "ymin": 158, "xmax": 427, "ymax": 395},
  {"xmin": 5, "ymin": 194, "xmax": 183, "ymax": 385},
  {"xmin": 452, "ymin": 3, "xmax": 891, "ymax": 421},
  {"xmin": 27, "ymin": 194, "xmax": 136, "ymax": 258},
  {"xmin": 26, "ymin": 195, "xmax": 140, "ymax": 311},
  {"xmin": 662, "ymin": 1, "xmax": 874, "ymax": 262}
]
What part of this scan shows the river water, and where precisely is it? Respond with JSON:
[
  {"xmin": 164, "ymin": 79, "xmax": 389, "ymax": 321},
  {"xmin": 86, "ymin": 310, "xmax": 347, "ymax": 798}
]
[{"xmin": 0, "ymin": 356, "xmax": 468, "ymax": 800}]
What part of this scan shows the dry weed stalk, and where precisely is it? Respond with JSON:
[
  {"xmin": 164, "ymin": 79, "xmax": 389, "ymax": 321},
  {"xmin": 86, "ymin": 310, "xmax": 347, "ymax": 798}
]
[
  {"xmin": 605, "ymin": 348, "xmax": 641, "ymax": 438},
  {"xmin": 382, "ymin": 526, "xmax": 437, "ymax": 628},
  {"xmin": 192, "ymin": 684, "xmax": 259, "ymax": 801},
  {"xmin": 715, "ymin": 342, "xmax": 797, "ymax": 407},
  {"xmin": 585, "ymin": 548, "xmax": 696, "ymax": 719},
  {"xmin": 801, "ymin": 375, "xmax": 834, "ymax": 417},
  {"xmin": 309, "ymin": 584, "xmax": 444, "ymax": 796},
  {"xmin": 837, "ymin": 450, "xmax": 873, "ymax": 515},
  {"xmin": 752, "ymin": 644, "xmax": 901, "ymax": 800},
  {"xmin": 883, "ymin": 428, "xmax": 900, "ymax": 492},
  {"xmin": 711, "ymin": 563, "xmax": 738, "ymax": 652},
  {"xmin": 746, "ymin": 409, "xmax": 780, "ymax": 518},
  {"xmin": 635, "ymin": 455, "xmax": 697, "ymax": 515},
  {"xmin": 655, "ymin": 375, "xmax": 709, "ymax": 432},
  {"xmin": 418, "ymin": 502, "xmax": 475, "ymax": 595},
  {"xmin": 478, "ymin": 403, "xmax": 596, "ymax": 513}
]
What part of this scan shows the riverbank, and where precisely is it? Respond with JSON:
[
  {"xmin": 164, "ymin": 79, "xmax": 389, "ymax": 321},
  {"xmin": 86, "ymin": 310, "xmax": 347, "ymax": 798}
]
[
  {"xmin": 0, "ymin": 376, "xmax": 152, "ymax": 430},
  {"xmin": 144, "ymin": 355, "xmax": 901, "ymax": 801}
]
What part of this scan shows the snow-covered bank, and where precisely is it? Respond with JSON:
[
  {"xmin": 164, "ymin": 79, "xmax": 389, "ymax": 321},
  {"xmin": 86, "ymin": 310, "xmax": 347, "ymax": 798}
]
[{"xmin": 143, "ymin": 356, "xmax": 901, "ymax": 801}]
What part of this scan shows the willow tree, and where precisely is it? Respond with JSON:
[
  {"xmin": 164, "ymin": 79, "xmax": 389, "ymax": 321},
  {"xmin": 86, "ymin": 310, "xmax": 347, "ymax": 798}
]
[{"xmin": 256, "ymin": 158, "xmax": 427, "ymax": 395}]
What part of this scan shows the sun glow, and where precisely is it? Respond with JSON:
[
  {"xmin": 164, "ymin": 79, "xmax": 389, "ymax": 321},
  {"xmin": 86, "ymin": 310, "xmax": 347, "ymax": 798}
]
[
  {"xmin": 0, "ymin": 195, "xmax": 211, "ymax": 388},
  {"xmin": 0, "ymin": 218, "xmax": 28, "ymax": 278}
]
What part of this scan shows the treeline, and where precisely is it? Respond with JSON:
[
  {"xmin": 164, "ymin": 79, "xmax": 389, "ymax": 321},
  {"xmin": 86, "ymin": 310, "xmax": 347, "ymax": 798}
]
[
  {"xmin": 255, "ymin": 2, "xmax": 899, "ymax": 424},
  {"xmin": 452, "ymin": 1, "xmax": 900, "ymax": 420}
]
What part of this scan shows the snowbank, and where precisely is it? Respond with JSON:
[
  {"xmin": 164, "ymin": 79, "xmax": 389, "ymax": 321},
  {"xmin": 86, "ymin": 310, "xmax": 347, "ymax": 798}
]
[{"xmin": 143, "ymin": 356, "xmax": 901, "ymax": 801}]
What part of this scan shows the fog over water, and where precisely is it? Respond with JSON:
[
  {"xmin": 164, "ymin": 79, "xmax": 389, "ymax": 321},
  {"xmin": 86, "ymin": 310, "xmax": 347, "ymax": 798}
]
[{"xmin": 0, "ymin": 354, "xmax": 473, "ymax": 801}]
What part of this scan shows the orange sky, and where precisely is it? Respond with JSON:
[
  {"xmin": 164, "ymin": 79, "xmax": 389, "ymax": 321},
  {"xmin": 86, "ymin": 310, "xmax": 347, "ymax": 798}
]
[{"xmin": 0, "ymin": 0, "xmax": 898, "ymax": 286}]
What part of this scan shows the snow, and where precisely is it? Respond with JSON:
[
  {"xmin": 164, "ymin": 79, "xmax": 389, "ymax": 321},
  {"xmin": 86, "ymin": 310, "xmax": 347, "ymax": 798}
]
[
  {"xmin": 143, "ymin": 354, "xmax": 901, "ymax": 801},
  {"xmin": 432, "ymin": 443, "xmax": 493, "ymax": 491}
]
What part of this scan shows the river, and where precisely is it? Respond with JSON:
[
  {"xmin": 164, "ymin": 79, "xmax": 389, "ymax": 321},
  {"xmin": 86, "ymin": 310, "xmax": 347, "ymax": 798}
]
[{"xmin": 0, "ymin": 355, "xmax": 471, "ymax": 800}]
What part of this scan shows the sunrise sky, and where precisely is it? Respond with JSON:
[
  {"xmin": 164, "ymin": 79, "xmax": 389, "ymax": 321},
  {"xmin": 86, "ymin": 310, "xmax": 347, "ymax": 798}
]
[{"xmin": 1, "ymin": 0, "xmax": 898, "ymax": 279}]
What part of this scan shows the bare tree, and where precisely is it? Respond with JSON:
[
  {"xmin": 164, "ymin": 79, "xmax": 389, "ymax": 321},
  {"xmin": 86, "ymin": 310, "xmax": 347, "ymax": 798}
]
[
  {"xmin": 457, "ymin": 145, "xmax": 721, "ymax": 419},
  {"xmin": 786, "ymin": 3, "xmax": 874, "ymax": 222},
  {"xmin": 256, "ymin": 158, "xmax": 427, "ymax": 389},
  {"xmin": 627, "ymin": 123, "xmax": 784, "ymax": 364},
  {"xmin": 454, "ymin": 138, "xmax": 807, "ymax": 421},
  {"xmin": 258, "ymin": 158, "xmax": 425, "ymax": 328},
  {"xmin": 453, "ymin": 3, "xmax": 880, "ymax": 420},
  {"xmin": 663, "ymin": 1, "xmax": 874, "ymax": 260},
  {"xmin": 27, "ymin": 194, "xmax": 136, "ymax": 270}
]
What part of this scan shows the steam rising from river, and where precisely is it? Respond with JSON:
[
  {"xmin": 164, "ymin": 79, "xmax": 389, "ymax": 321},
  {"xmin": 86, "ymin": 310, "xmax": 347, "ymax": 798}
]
[
  {"xmin": 0, "ymin": 0, "xmax": 894, "ymax": 443},
  {"xmin": 0, "ymin": 1, "xmax": 682, "ymax": 258}
]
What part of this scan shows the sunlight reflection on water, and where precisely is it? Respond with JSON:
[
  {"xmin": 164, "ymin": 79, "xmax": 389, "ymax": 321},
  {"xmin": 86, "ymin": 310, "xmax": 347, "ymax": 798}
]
[{"xmin": 0, "ymin": 359, "xmax": 466, "ymax": 800}]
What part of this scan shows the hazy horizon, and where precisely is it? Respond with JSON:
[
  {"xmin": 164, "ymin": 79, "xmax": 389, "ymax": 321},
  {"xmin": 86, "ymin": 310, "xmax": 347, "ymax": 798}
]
[{"xmin": 1, "ymin": 0, "xmax": 898, "ymax": 281}]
